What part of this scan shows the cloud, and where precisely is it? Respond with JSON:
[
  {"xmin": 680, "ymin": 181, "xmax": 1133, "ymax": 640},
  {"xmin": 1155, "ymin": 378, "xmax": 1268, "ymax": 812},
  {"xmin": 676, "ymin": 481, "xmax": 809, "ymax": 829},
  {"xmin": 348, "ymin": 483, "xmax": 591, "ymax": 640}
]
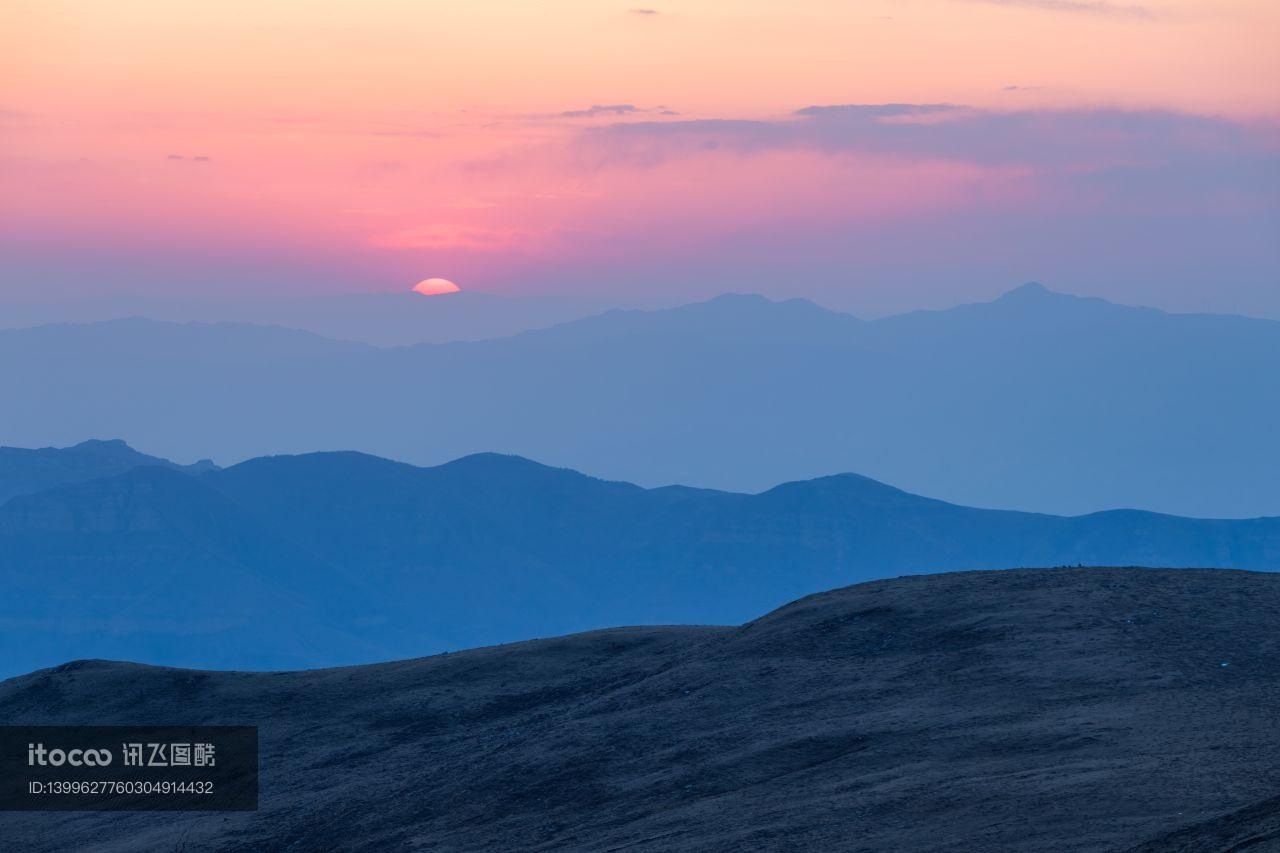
[
  {"xmin": 512, "ymin": 104, "xmax": 673, "ymax": 124},
  {"xmin": 629, "ymin": 8, "xmax": 659, "ymax": 14},
  {"xmin": 793, "ymin": 103, "xmax": 956, "ymax": 120},
  {"xmin": 583, "ymin": 103, "xmax": 1270, "ymax": 167},
  {"xmin": 561, "ymin": 104, "xmax": 641, "ymax": 118},
  {"xmin": 955, "ymin": 0, "xmax": 1156, "ymax": 19},
  {"xmin": 166, "ymin": 154, "xmax": 213, "ymax": 162}
]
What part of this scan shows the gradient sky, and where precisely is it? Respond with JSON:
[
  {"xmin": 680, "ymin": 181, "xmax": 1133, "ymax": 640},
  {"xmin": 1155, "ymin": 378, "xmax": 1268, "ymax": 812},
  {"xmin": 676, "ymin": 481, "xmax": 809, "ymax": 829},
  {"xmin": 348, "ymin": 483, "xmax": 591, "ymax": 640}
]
[{"xmin": 2, "ymin": 0, "xmax": 1278, "ymax": 317}]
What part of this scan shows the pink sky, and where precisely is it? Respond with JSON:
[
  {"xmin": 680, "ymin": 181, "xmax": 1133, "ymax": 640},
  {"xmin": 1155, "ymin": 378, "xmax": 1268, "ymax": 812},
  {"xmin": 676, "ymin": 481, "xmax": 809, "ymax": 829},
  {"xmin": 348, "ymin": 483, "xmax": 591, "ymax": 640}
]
[{"xmin": 3, "ymin": 0, "xmax": 1278, "ymax": 316}]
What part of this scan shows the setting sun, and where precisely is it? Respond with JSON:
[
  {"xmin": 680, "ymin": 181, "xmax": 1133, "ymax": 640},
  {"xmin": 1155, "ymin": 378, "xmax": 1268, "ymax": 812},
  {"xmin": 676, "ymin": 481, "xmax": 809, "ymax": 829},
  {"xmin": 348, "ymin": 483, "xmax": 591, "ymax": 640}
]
[{"xmin": 411, "ymin": 278, "xmax": 461, "ymax": 296}]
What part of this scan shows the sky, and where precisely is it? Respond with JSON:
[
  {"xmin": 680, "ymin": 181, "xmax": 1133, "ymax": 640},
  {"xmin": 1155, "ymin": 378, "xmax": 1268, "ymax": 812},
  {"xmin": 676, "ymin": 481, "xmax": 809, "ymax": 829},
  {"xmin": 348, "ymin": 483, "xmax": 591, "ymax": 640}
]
[{"xmin": 2, "ymin": 0, "xmax": 1278, "ymax": 318}]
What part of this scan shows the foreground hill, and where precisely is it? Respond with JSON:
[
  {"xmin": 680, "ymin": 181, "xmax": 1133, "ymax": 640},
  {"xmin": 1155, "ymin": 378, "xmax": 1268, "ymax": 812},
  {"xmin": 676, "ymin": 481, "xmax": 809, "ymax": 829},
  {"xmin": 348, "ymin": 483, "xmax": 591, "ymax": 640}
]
[
  {"xmin": 2, "ymin": 444, "xmax": 1279, "ymax": 676},
  {"xmin": 1, "ymin": 568, "xmax": 1275, "ymax": 852},
  {"xmin": 2, "ymin": 285, "xmax": 1278, "ymax": 517}
]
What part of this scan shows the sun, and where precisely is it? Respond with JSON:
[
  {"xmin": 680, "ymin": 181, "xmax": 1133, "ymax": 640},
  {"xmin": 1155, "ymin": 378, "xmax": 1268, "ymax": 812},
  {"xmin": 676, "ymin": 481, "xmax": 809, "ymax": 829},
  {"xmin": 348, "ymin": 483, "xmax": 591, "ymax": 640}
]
[{"xmin": 412, "ymin": 278, "xmax": 461, "ymax": 296}]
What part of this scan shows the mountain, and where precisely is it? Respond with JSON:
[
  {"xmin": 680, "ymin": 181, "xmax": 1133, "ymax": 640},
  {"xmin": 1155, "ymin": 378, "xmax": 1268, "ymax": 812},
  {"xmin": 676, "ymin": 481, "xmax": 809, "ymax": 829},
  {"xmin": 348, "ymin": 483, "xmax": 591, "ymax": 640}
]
[
  {"xmin": 1, "ymin": 285, "xmax": 1276, "ymax": 517},
  {"xmin": 0, "ymin": 315, "xmax": 372, "ymax": 360},
  {"xmin": 2, "ymin": 567, "xmax": 1275, "ymax": 852},
  {"xmin": 0, "ymin": 438, "xmax": 216, "ymax": 506},
  {"xmin": 1, "ymin": 443, "xmax": 1278, "ymax": 677},
  {"xmin": 0, "ymin": 464, "xmax": 387, "ymax": 673},
  {"xmin": 1130, "ymin": 795, "xmax": 1280, "ymax": 852},
  {"xmin": 508, "ymin": 291, "xmax": 866, "ymax": 347},
  {"xmin": 229, "ymin": 290, "xmax": 613, "ymax": 346},
  {"xmin": 0, "ymin": 290, "xmax": 611, "ymax": 346}
]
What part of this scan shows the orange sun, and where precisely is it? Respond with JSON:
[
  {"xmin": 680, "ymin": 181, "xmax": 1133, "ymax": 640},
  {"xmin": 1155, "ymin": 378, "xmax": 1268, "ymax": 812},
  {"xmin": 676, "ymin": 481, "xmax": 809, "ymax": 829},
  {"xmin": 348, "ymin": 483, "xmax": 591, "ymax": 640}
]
[{"xmin": 412, "ymin": 278, "xmax": 461, "ymax": 296}]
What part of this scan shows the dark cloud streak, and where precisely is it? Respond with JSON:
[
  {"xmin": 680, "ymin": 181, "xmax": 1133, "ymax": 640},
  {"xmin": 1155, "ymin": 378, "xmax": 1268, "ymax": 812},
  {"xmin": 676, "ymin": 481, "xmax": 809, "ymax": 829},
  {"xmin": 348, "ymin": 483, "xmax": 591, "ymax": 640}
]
[{"xmin": 579, "ymin": 104, "xmax": 1270, "ymax": 171}]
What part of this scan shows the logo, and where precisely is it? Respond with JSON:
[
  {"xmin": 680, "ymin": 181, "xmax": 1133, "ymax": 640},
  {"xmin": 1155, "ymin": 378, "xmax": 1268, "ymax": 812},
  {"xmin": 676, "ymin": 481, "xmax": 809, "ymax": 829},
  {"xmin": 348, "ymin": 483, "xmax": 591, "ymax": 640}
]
[{"xmin": 27, "ymin": 743, "xmax": 113, "ymax": 767}]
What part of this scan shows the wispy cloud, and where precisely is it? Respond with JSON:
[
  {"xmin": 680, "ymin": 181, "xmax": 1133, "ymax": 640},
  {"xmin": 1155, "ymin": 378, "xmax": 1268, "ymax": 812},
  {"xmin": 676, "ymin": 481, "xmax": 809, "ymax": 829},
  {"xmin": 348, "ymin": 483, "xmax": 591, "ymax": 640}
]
[
  {"xmin": 568, "ymin": 103, "xmax": 1275, "ymax": 180},
  {"xmin": 629, "ymin": 8, "xmax": 659, "ymax": 15},
  {"xmin": 561, "ymin": 104, "xmax": 641, "ymax": 118},
  {"xmin": 794, "ymin": 104, "xmax": 956, "ymax": 120},
  {"xmin": 956, "ymin": 0, "xmax": 1156, "ymax": 19}
]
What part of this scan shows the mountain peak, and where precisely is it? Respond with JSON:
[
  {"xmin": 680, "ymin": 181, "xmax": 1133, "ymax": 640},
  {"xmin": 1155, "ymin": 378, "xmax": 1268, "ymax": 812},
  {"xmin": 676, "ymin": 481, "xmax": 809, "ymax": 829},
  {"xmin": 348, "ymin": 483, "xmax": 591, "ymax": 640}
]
[
  {"xmin": 509, "ymin": 291, "xmax": 862, "ymax": 350},
  {"xmin": 70, "ymin": 438, "xmax": 134, "ymax": 454},
  {"xmin": 433, "ymin": 452, "xmax": 634, "ymax": 490},
  {"xmin": 0, "ymin": 439, "xmax": 216, "ymax": 507},
  {"xmin": 998, "ymin": 281, "xmax": 1054, "ymax": 301},
  {"xmin": 760, "ymin": 471, "xmax": 936, "ymax": 509}
]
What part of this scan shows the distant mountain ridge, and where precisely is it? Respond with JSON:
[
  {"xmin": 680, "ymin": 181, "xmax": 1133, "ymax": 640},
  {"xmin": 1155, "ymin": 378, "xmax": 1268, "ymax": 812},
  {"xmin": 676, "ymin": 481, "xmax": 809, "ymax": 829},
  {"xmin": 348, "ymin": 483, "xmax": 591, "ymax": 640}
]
[
  {"xmin": 1, "ymin": 441, "xmax": 1277, "ymax": 677},
  {"xmin": 0, "ymin": 290, "xmax": 609, "ymax": 347},
  {"xmin": 498, "ymin": 292, "xmax": 866, "ymax": 348},
  {"xmin": 0, "ymin": 438, "xmax": 216, "ymax": 506},
  {"xmin": 1, "ymin": 284, "xmax": 1277, "ymax": 517}
]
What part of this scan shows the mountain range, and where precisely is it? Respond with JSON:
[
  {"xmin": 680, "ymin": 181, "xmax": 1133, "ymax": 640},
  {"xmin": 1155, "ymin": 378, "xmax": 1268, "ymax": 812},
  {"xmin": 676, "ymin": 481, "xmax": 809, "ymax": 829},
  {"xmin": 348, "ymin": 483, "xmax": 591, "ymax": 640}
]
[
  {"xmin": 2, "ymin": 284, "xmax": 1276, "ymax": 518},
  {"xmin": 0, "ymin": 437, "xmax": 215, "ymax": 505},
  {"xmin": 1, "ymin": 440, "xmax": 1277, "ymax": 678},
  {"xmin": 2, "ymin": 567, "xmax": 1276, "ymax": 852},
  {"xmin": 0, "ymin": 289, "xmax": 609, "ymax": 347}
]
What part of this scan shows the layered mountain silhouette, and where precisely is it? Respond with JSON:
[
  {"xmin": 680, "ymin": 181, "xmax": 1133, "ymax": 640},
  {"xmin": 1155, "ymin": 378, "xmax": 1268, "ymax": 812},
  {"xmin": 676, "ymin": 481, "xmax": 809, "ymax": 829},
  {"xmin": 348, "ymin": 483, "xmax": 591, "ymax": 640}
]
[
  {"xmin": 0, "ymin": 438, "xmax": 215, "ymax": 506},
  {"xmin": 2, "ymin": 568, "xmax": 1276, "ymax": 852},
  {"xmin": 1, "ymin": 441, "xmax": 1277, "ymax": 677},
  {"xmin": 2, "ymin": 285, "xmax": 1276, "ymax": 517},
  {"xmin": 0, "ymin": 289, "xmax": 607, "ymax": 347}
]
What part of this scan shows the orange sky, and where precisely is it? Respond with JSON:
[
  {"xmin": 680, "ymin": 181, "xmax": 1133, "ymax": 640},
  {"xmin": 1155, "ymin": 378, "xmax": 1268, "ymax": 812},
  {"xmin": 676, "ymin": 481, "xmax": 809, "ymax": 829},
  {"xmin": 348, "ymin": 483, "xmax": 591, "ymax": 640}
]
[
  {"xmin": 2, "ymin": 0, "xmax": 1278, "ymax": 314},
  {"xmin": 7, "ymin": 0, "xmax": 1278, "ymax": 117}
]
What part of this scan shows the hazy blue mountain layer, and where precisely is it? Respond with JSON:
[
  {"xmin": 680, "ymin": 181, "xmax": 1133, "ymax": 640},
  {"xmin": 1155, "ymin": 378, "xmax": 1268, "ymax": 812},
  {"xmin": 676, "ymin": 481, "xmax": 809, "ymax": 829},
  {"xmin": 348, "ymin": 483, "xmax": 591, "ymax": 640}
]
[
  {"xmin": 1, "ymin": 284, "xmax": 1276, "ymax": 517},
  {"xmin": 1, "ymin": 443, "xmax": 1276, "ymax": 676},
  {"xmin": 0, "ymin": 289, "xmax": 608, "ymax": 347},
  {"xmin": 0, "ymin": 438, "xmax": 216, "ymax": 506}
]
